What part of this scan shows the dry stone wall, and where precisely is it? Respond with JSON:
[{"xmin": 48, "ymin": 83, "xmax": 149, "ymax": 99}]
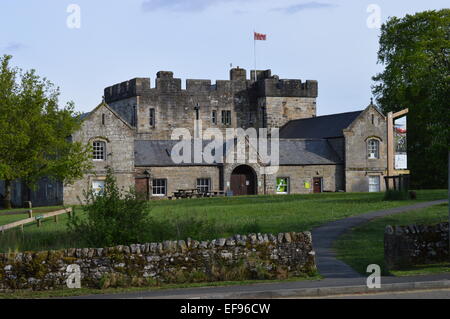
[
  {"xmin": 384, "ymin": 222, "xmax": 449, "ymax": 269},
  {"xmin": 0, "ymin": 231, "xmax": 316, "ymax": 291}
]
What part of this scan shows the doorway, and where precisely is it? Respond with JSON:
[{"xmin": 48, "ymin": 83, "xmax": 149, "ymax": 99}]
[
  {"xmin": 135, "ymin": 177, "xmax": 149, "ymax": 200},
  {"xmin": 313, "ymin": 177, "xmax": 322, "ymax": 193},
  {"xmin": 230, "ymin": 165, "xmax": 257, "ymax": 196}
]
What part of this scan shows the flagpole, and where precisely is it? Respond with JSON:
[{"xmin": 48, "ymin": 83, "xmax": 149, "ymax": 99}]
[{"xmin": 253, "ymin": 29, "xmax": 256, "ymax": 82}]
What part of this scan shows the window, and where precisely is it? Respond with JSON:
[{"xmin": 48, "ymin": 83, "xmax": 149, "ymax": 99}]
[
  {"xmin": 92, "ymin": 180, "xmax": 105, "ymax": 196},
  {"xmin": 368, "ymin": 176, "xmax": 380, "ymax": 192},
  {"xmin": 152, "ymin": 179, "xmax": 166, "ymax": 196},
  {"xmin": 102, "ymin": 114, "xmax": 106, "ymax": 125},
  {"xmin": 93, "ymin": 141, "xmax": 106, "ymax": 161},
  {"xmin": 211, "ymin": 110, "xmax": 217, "ymax": 125},
  {"xmin": 261, "ymin": 107, "xmax": 267, "ymax": 128},
  {"xmin": 197, "ymin": 178, "xmax": 211, "ymax": 193},
  {"xmin": 367, "ymin": 139, "xmax": 380, "ymax": 159},
  {"xmin": 276, "ymin": 177, "xmax": 289, "ymax": 194},
  {"xmin": 221, "ymin": 110, "xmax": 231, "ymax": 125},
  {"xmin": 149, "ymin": 108, "xmax": 155, "ymax": 127}
]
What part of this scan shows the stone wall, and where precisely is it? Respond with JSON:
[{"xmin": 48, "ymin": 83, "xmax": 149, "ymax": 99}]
[
  {"xmin": 384, "ymin": 222, "xmax": 449, "ymax": 269},
  {"xmin": 136, "ymin": 166, "xmax": 222, "ymax": 197},
  {"xmin": 0, "ymin": 232, "xmax": 316, "ymax": 291}
]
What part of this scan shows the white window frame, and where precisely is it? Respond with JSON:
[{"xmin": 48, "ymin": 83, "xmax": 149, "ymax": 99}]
[
  {"xmin": 152, "ymin": 179, "xmax": 167, "ymax": 197},
  {"xmin": 93, "ymin": 141, "xmax": 106, "ymax": 161},
  {"xmin": 197, "ymin": 178, "xmax": 211, "ymax": 193},
  {"xmin": 276, "ymin": 177, "xmax": 290, "ymax": 195},
  {"xmin": 211, "ymin": 110, "xmax": 217, "ymax": 125},
  {"xmin": 368, "ymin": 175, "xmax": 380, "ymax": 192},
  {"xmin": 367, "ymin": 139, "xmax": 380, "ymax": 159}
]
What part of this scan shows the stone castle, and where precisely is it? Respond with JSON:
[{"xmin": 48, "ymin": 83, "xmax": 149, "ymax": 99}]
[
  {"xmin": 103, "ymin": 67, "xmax": 318, "ymax": 139},
  {"xmin": 0, "ymin": 68, "xmax": 389, "ymax": 207}
]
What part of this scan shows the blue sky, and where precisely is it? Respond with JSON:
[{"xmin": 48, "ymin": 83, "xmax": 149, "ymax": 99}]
[{"xmin": 0, "ymin": 0, "xmax": 447, "ymax": 115}]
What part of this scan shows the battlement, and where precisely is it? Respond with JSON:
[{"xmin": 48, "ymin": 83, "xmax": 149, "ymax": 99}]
[
  {"xmin": 257, "ymin": 78, "xmax": 318, "ymax": 98},
  {"xmin": 104, "ymin": 68, "xmax": 318, "ymax": 102}
]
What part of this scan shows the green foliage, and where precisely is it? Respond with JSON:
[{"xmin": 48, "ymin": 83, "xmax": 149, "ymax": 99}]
[
  {"xmin": 68, "ymin": 169, "xmax": 152, "ymax": 247},
  {"xmin": 383, "ymin": 189, "xmax": 410, "ymax": 201},
  {"xmin": 372, "ymin": 9, "xmax": 450, "ymax": 189},
  {"xmin": 0, "ymin": 55, "xmax": 92, "ymax": 208}
]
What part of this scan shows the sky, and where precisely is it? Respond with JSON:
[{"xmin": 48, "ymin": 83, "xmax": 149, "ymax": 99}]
[{"xmin": 0, "ymin": 0, "xmax": 448, "ymax": 115}]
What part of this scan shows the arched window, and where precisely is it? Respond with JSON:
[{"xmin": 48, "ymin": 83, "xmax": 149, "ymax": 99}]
[
  {"xmin": 367, "ymin": 139, "xmax": 380, "ymax": 159},
  {"xmin": 93, "ymin": 141, "xmax": 106, "ymax": 161}
]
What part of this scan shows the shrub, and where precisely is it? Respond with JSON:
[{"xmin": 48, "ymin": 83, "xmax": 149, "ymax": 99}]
[
  {"xmin": 383, "ymin": 189, "xmax": 410, "ymax": 201},
  {"xmin": 68, "ymin": 169, "xmax": 152, "ymax": 247}
]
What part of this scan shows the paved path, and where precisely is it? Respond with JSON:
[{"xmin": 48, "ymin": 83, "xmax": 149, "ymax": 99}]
[
  {"xmin": 75, "ymin": 199, "xmax": 448, "ymax": 299},
  {"xmin": 312, "ymin": 199, "xmax": 447, "ymax": 279}
]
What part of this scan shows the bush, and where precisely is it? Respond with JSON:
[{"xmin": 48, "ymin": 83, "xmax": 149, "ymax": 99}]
[
  {"xmin": 383, "ymin": 189, "xmax": 410, "ymax": 201},
  {"xmin": 68, "ymin": 169, "xmax": 152, "ymax": 247}
]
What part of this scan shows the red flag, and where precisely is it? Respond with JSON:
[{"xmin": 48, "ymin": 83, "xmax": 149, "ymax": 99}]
[{"xmin": 254, "ymin": 32, "xmax": 267, "ymax": 40}]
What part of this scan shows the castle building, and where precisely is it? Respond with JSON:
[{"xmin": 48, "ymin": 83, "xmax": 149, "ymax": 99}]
[
  {"xmin": 0, "ymin": 67, "xmax": 388, "ymax": 207},
  {"xmin": 62, "ymin": 67, "xmax": 388, "ymax": 205}
]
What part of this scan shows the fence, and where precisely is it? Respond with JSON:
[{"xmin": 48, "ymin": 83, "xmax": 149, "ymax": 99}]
[{"xmin": 0, "ymin": 207, "xmax": 72, "ymax": 234}]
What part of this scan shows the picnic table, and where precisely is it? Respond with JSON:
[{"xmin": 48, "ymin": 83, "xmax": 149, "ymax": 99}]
[{"xmin": 171, "ymin": 189, "xmax": 225, "ymax": 199}]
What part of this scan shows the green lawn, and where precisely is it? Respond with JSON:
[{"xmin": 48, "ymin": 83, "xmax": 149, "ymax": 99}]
[
  {"xmin": 0, "ymin": 189, "xmax": 447, "ymax": 253},
  {"xmin": 334, "ymin": 202, "xmax": 449, "ymax": 277},
  {"xmin": 0, "ymin": 206, "xmax": 64, "ymax": 225}
]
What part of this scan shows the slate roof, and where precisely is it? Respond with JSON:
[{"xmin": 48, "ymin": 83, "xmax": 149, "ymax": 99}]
[
  {"xmin": 134, "ymin": 139, "xmax": 342, "ymax": 166},
  {"xmin": 79, "ymin": 112, "xmax": 90, "ymax": 121},
  {"xmin": 279, "ymin": 110, "xmax": 363, "ymax": 139}
]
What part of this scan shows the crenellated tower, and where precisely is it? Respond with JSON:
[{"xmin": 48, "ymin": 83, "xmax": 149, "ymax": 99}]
[{"xmin": 103, "ymin": 67, "xmax": 318, "ymax": 139}]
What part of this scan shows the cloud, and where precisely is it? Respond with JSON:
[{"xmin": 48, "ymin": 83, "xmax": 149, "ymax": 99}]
[
  {"xmin": 3, "ymin": 42, "xmax": 25, "ymax": 52},
  {"xmin": 141, "ymin": 0, "xmax": 234, "ymax": 12},
  {"xmin": 273, "ymin": 2, "xmax": 337, "ymax": 14}
]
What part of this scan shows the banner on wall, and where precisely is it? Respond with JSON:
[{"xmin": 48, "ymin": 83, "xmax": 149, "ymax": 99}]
[{"xmin": 394, "ymin": 116, "xmax": 407, "ymax": 169}]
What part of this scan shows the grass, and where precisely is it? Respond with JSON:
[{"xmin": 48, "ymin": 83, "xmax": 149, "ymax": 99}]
[
  {"xmin": 0, "ymin": 273, "xmax": 322, "ymax": 299},
  {"xmin": 0, "ymin": 189, "xmax": 447, "ymax": 253},
  {"xmin": 334, "ymin": 202, "xmax": 449, "ymax": 277},
  {"xmin": 0, "ymin": 206, "xmax": 64, "ymax": 225}
]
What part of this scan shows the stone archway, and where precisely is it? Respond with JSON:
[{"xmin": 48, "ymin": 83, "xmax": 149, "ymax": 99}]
[{"xmin": 230, "ymin": 165, "xmax": 257, "ymax": 196}]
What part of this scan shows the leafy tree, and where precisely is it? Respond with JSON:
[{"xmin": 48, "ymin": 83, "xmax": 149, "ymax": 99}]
[
  {"xmin": 372, "ymin": 9, "xmax": 449, "ymax": 189},
  {"xmin": 68, "ymin": 169, "xmax": 152, "ymax": 247},
  {"xmin": 0, "ymin": 55, "xmax": 92, "ymax": 208}
]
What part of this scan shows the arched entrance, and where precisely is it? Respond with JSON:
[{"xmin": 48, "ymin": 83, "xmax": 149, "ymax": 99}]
[{"xmin": 230, "ymin": 165, "xmax": 257, "ymax": 196}]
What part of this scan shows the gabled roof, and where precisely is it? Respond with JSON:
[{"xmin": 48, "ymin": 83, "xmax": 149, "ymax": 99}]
[
  {"xmin": 80, "ymin": 101, "xmax": 134, "ymax": 130},
  {"xmin": 279, "ymin": 110, "xmax": 363, "ymax": 139},
  {"xmin": 134, "ymin": 139, "xmax": 342, "ymax": 167}
]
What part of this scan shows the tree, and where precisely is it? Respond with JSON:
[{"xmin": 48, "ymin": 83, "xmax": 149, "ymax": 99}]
[
  {"xmin": 372, "ymin": 9, "xmax": 449, "ymax": 189},
  {"xmin": 68, "ymin": 169, "xmax": 152, "ymax": 247},
  {"xmin": 0, "ymin": 55, "xmax": 92, "ymax": 209}
]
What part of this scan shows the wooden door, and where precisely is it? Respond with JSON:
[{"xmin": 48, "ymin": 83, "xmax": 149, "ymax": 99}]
[
  {"xmin": 135, "ymin": 178, "xmax": 149, "ymax": 199},
  {"xmin": 313, "ymin": 177, "xmax": 322, "ymax": 193},
  {"xmin": 231, "ymin": 174, "xmax": 247, "ymax": 196}
]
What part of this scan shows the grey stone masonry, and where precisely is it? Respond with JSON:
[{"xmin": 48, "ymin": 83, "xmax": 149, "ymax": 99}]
[
  {"xmin": 0, "ymin": 231, "xmax": 316, "ymax": 291},
  {"xmin": 104, "ymin": 67, "xmax": 318, "ymax": 139},
  {"xmin": 384, "ymin": 222, "xmax": 449, "ymax": 269}
]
